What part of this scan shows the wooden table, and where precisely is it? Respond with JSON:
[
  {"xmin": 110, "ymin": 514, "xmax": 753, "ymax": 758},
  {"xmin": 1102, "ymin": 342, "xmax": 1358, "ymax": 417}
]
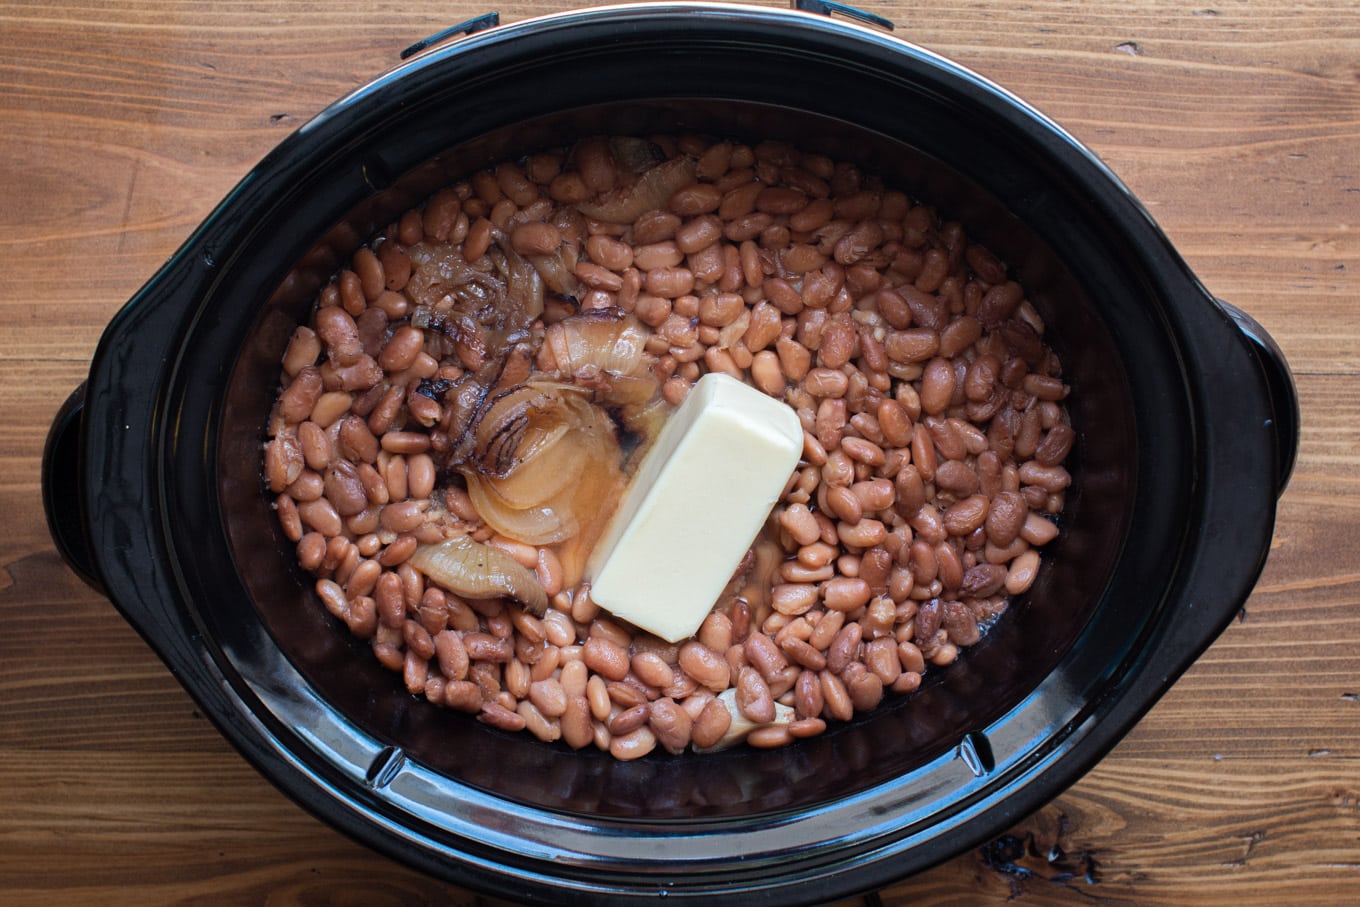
[{"xmin": 2, "ymin": 1, "xmax": 1356, "ymax": 903}]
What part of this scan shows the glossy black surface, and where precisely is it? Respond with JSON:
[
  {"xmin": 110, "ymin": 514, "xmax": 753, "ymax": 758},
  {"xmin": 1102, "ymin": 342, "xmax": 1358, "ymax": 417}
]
[
  {"xmin": 42, "ymin": 382, "xmax": 101, "ymax": 592},
  {"xmin": 45, "ymin": 4, "xmax": 1298, "ymax": 905}
]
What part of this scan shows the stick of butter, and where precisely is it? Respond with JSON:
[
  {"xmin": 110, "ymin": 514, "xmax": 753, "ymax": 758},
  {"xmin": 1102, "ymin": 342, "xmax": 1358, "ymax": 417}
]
[{"xmin": 586, "ymin": 372, "xmax": 803, "ymax": 643}]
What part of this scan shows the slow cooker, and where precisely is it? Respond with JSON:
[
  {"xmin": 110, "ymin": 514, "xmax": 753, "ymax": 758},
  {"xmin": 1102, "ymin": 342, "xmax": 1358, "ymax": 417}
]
[{"xmin": 42, "ymin": 3, "xmax": 1299, "ymax": 903}]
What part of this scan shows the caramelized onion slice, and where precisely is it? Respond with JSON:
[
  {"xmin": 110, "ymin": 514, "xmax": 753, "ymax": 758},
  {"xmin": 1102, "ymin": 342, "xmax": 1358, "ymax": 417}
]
[
  {"xmin": 463, "ymin": 378, "xmax": 627, "ymax": 555},
  {"xmin": 542, "ymin": 311, "xmax": 659, "ymax": 410},
  {"xmin": 409, "ymin": 534, "xmax": 548, "ymax": 617},
  {"xmin": 469, "ymin": 419, "xmax": 582, "ymax": 509},
  {"xmin": 603, "ymin": 373, "xmax": 660, "ymax": 408},
  {"xmin": 465, "ymin": 473, "xmax": 580, "ymax": 546},
  {"xmin": 609, "ymin": 136, "xmax": 666, "ymax": 174},
  {"xmin": 545, "ymin": 310, "xmax": 649, "ymax": 378},
  {"xmin": 491, "ymin": 241, "xmax": 545, "ymax": 321},
  {"xmin": 577, "ymin": 156, "xmax": 698, "ymax": 225},
  {"xmin": 619, "ymin": 395, "xmax": 671, "ymax": 463},
  {"xmin": 528, "ymin": 249, "xmax": 580, "ymax": 297},
  {"xmin": 473, "ymin": 384, "xmax": 570, "ymax": 480}
]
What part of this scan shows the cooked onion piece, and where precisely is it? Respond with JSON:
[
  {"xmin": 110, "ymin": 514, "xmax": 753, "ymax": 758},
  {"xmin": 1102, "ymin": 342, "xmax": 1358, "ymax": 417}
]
[
  {"xmin": 492, "ymin": 242, "xmax": 545, "ymax": 321},
  {"xmin": 539, "ymin": 310, "xmax": 662, "ymax": 423},
  {"xmin": 543, "ymin": 310, "xmax": 648, "ymax": 377},
  {"xmin": 458, "ymin": 379, "xmax": 627, "ymax": 580},
  {"xmin": 405, "ymin": 241, "xmax": 539, "ymax": 380},
  {"xmin": 474, "ymin": 419, "xmax": 581, "ymax": 508},
  {"xmin": 577, "ymin": 155, "xmax": 698, "ymax": 224},
  {"xmin": 693, "ymin": 689, "xmax": 796, "ymax": 753},
  {"xmin": 465, "ymin": 478, "xmax": 579, "ymax": 546},
  {"xmin": 409, "ymin": 533, "xmax": 548, "ymax": 617},
  {"xmin": 527, "ymin": 250, "xmax": 580, "ymax": 297},
  {"xmin": 468, "ymin": 384, "xmax": 572, "ymax": 480}
]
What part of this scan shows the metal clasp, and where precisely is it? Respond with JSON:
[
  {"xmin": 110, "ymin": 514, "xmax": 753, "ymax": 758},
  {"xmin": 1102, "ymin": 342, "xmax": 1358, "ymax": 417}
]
[
  {"xmin": 793, "ymin": 0, "xmax": 895, "ymax": 31},
  {"xmin": 400, "ymin": 12, "xmax": 501, "ymax": 60}
]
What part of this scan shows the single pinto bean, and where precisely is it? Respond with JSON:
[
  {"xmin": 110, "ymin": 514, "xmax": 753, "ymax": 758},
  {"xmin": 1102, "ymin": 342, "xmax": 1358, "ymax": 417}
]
[
  {"xmin": 377, "ymin": 326, "xmax": 424, "ymax": 372},
  {"xmin": 779, "ymin": 503, "xmax": 822, "ymax": 546},
  {"xmin": 816, "ymin": 397, "xmax": 847, "ymax": 450},
  {"xmin": 823, "ymin": 577, "xmax": 873, "ymax": 612},
  {"xmin": 679, "ymin": 641, "xmax": 731, "ymax": 692},
  {"xmin": 961, "ymin": 563, "xmax": 1008, "ymax": 598},
  {"xmin": 827, "ymin": 485, "xmax": 864, "ymax": 524},
  {"xmin": 1019, "ymin": 461, "xmax": 1072, "ymax": 492},
  {"xmin": 265, "ymin": 433, "xmax": 304, "ymax": 493},
  {"xmin": 1006, "ymin": 549, "xmax": 1043, "ymax": 594},
  {"xmin": 670, "ymin": 183, "xmax": 723, "ymax": 216},
  {"xmin": 939, "ymin": 315, "xmax": 982, "ymax": 357},
  {"xmin": 838, "ymin": 518, "xmax": 887, "ymax": 549},
  {"xmin": 744, "ymin": 633, "xmax": 789, "ymax": 682},
  {"xmin": 819, "ymin": 670, "xmax": 854, "ymax": 722},
  {"xmin": 691, "ymin": 698, "xmax": 733, "ymax": 749},
  {"xmin": 977, "ymin": 281, "xmax": 1025, "ymax": 327},
  {"xmin": 805, "ymin": 367, "xmax": 849, "ymax": 398},
  {"xmin": 943, "ymin": 494, "xmax": 990, "ymax": 536},
  {"xmin": 648, "ymin": 697, "xmax": 693, "ymax": 754},
  {"xmin": 772, "ymin": 583, "xmax": 820, "ymax": 616},
  {"xmin": 1021, "ymin": 512, "xmax": 1060, "ymax": 545},
  {"xmin": 278, "ymin": 367, "xmax": 323, "ymax": 424},
  {"xmin": 845, "ymin": 665, "xmax": 884, "ymax": 712},
  {"xmin": 608, "ymin": 704, "xmax": 651, "ymax": 736},
  {"xmin": 817, "ymin": 315, "xmax": 857, "ymax": 368},
  {"xmin": 859, "ymin": 547, "xmax": 893, "ymax": 595},
  {"xmin": 644, "ymin": 266, "xmax": 696, "ymax": 298},
  {"xmin": 935, "ymin": 459, "xmax": 980, "ymax": 496},
  {"xmin": 315, "ymin": 306, "xmax": 363, "ymax": 366},
  {"xmin": 1035, "ymin": 423, "xmax": 1076, "ymax": 466},
  {"xmin": 736, "ymin": 667, "xmax": 776, "ymax": 723},
  {"xmin": 965, "ymin": 354, "xmax": 1001, "ymax": 402},
  {"xmin": 1023, "ymin": 372, "xmax": 1069, "ymax": 401},
  {"xmin": 634, "ymin": 240, "xmax": 685, "ymax": 271},
  {"xmin": 586, "ymin": 233, "xmax": 634, "ymax": 270},
  {"xmin": 282, "ymin": 326, "xmax": 322, "ymax": 377},
  {"xmin": 337, "ymin": 415, "xmax": 379, "ymax": 463},
  {"xmin": 841, "ymin": 437, "xmax": 885, "ymax": 467},
  {"xmin": 911, "ymin": 422, "xmax": 938, "ymax": 481},
  {"xmin": 381, "ymin": 432, "xmax": 431, "ymax": 455},
  {"xmin": 877, "ymin": 398, "xmax": 913, "ymax": 448},
  {"xmin": 323, "ymin": 460, "xmax": 368, "ymax": 516},
  {"xmin": 750, "ymin": 351, "xmax": 786, "ymax": 397},
  {"xmin": 985, "ymin": 490, "xmax": 1027, "ymax": 545},
  {"xmin": 925, "ymin": 416, "xmax": 967, "ymax": 462},
  {"xmin": 852, "ymin": 478, "xmax": 896, "ymax": 513},
  {"xmin": 510, "ymin": 221, "xmax": 562, "ymax": 256},
  {"xmin": 352, "ymin": 247, "xmax": 385, "ymax": 301},
  {"xmin": 920, "ymin": 357, "xmax": 956, "ymax": 415},
  {"xmin": 895, "ymin": 465, "xmax": 927, "ymax": 516}
]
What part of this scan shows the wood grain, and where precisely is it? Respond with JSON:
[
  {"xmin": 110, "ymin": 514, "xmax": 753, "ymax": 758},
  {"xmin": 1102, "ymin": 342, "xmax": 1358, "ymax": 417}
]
[{"xmin": 1, "ymin": 1, "xmax": 1357, "ymax": 904}]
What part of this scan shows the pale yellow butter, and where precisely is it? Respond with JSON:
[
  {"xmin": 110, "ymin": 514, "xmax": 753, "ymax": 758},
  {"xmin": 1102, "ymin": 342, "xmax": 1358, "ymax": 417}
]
[{"xmin": 586, "ymin": 372, "xmax": 803, "ymax": 643}]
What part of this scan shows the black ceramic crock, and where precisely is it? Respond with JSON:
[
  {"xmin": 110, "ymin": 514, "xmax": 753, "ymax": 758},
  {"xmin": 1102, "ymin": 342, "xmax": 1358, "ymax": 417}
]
[{"xmin": 42, "ymin": 3, "xmax": 1299, "ymax": 904}]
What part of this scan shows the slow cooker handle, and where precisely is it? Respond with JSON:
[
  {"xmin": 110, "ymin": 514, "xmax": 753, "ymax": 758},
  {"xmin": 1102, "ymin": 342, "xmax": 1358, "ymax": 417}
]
[
  {"xmin": 42, "ymin": 382, "xmax": 107, "ymax": 594},
  {"xmin": 1218, "ymin": 299, "xmax": 1300, "ymax": 496},
  {"xmin": 400, "ymin": 12, "xmax": 500, "ymax": 59},
  {"xmin": 793, "ymin": 0, "xmax": 895, "ymax": 31}
]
